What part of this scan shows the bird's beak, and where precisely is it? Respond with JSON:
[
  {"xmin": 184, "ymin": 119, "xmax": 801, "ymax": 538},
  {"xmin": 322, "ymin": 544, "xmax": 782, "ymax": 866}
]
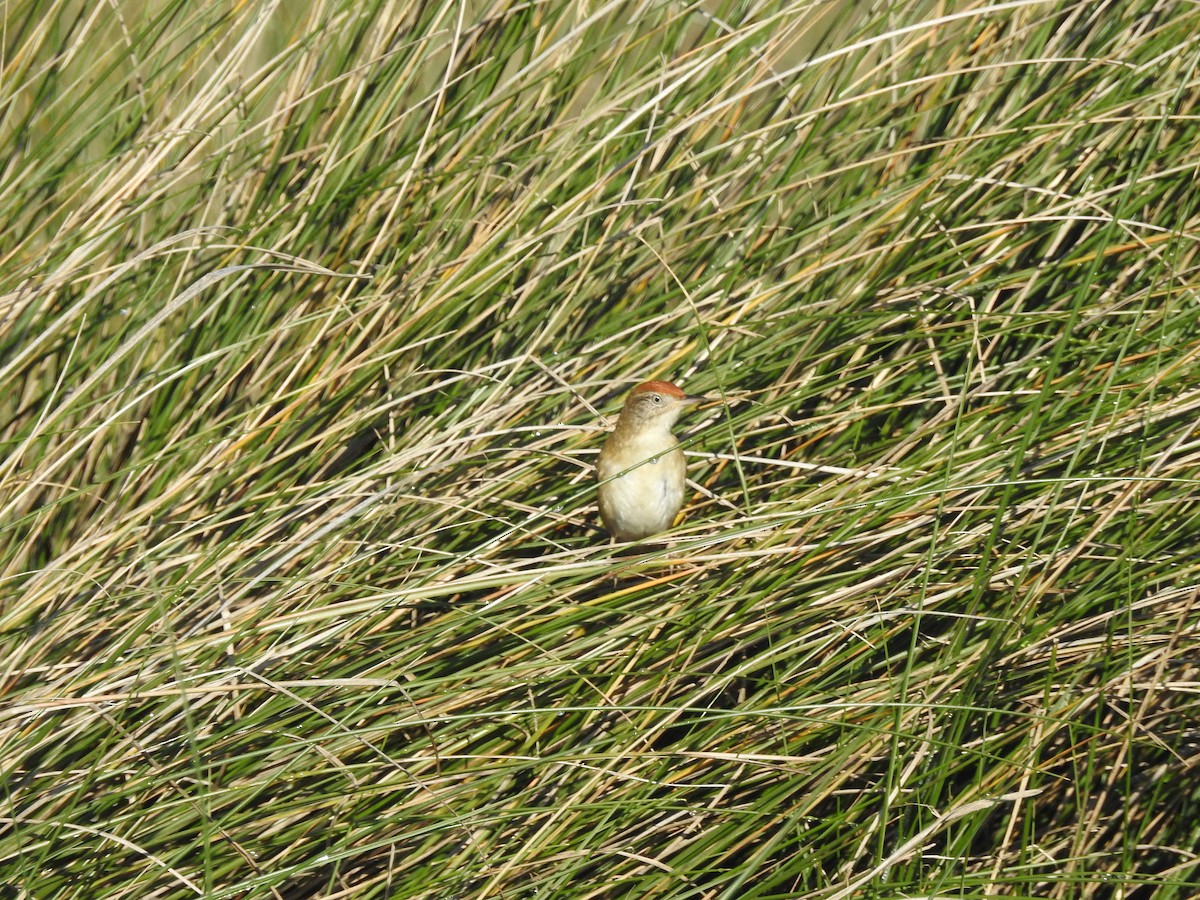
[{"xmin": 683, "ymin": 393, "xmax": 712, "ymax": 408}]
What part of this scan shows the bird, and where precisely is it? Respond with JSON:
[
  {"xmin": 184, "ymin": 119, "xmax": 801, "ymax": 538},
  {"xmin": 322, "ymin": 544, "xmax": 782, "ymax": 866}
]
[{"xmin": 596, "ymin": 380, "xmax": 706, "ymax": 542}]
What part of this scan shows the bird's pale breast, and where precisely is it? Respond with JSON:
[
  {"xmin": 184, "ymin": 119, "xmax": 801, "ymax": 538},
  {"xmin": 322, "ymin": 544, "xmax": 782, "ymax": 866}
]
[{"xmin": 596, "ymin": 444, "xmax": 686, "ymax": 541}]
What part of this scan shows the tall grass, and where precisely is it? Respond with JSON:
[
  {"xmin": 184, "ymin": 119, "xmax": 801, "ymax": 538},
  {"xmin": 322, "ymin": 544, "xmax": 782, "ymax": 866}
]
[{"xmin": 3, "ymin": 0, "xmax": 1199, "ymax": 896}]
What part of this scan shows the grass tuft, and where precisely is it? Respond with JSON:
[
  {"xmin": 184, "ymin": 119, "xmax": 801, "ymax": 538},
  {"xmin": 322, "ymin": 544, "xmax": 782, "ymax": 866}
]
[{"xmin": 3, "ymin": 0, "xmax": 1200, "ymax": 896}]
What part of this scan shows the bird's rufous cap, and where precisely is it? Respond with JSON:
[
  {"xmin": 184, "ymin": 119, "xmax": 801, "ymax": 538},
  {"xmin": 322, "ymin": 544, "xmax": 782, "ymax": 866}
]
[{"xmin": 629, "ymin": 380, "xmax": 707, "ymax": 404}]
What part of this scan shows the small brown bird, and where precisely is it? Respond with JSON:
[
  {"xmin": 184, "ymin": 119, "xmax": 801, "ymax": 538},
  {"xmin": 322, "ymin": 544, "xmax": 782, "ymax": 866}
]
[{"xmin": 596, "ymin": 380, "xmax": 706, "ymax": 542}]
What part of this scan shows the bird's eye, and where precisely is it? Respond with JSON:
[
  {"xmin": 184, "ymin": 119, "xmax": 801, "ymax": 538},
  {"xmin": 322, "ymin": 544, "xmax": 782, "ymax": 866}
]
[{"xmin": 652, "ymin": 395, "xmax": 662, "ymax": 403}]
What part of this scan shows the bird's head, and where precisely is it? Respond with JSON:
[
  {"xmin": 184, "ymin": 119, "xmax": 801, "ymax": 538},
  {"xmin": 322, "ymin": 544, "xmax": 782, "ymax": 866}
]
[{"xmin": 617, "ymin": 380, "xmax": 707, "ymax": 430}]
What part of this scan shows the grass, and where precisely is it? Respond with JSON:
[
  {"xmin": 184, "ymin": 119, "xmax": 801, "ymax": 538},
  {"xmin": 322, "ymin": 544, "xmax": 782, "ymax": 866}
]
[{"xmin": 3, "ymin": 0, "xmax": 1200, "ymax": 896}]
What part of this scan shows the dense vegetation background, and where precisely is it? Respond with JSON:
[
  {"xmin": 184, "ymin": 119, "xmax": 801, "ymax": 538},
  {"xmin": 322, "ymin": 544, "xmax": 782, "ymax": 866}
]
[{"xmin": 3, "ymin": 0, "xmax": 1199, "ymax": 896}]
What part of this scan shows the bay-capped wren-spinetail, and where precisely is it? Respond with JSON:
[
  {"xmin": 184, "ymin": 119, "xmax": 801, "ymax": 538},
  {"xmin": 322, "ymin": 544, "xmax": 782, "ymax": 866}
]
[{"xmin": 596, "ymin": 380, "xmax": 706, "ymax": 542}]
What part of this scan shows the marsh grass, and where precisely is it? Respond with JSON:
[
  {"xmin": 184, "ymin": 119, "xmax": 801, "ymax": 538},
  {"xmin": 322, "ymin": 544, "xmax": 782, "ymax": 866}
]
[{"xmin": 3, "ymin": 0, "xmax": 1200, "ymax": 896}]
